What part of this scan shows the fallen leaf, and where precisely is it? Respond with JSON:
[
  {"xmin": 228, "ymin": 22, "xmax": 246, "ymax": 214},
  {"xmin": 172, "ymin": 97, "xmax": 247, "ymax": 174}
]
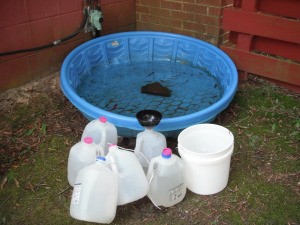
[
  {"xmin": 25, "ymin": 182, "xmax": 35, "ymax": 192},
  {"xmin": 14, "ymin": 178, "xmax": 20, "ymax": 188},
  {"xmin": 236, "ymin": 201, "xmax": 246, "ymax": 211},
  {"xmin": 1, "ymin": 176, "xmax": 8, "ymax": 190}
]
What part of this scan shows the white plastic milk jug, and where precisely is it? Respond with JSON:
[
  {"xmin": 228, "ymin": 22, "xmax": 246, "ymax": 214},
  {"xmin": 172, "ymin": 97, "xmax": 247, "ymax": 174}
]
[
  {"xmin": 134, "ymin": 128, "xmax": 167, "ymax": 173},
  {"xmin": 67, "ymin": 137, "xmax": 104, "ymax": 187},
  {"xmin": 81, "ymin": 116, "xmax": 118, "ymax": 155},
  {"xmin": 106, "ymin": 144, "xmax": 149, "ymax": 205},
  {"xmin": 147, "ymin": 148, "xmax": 186, "ymax": 208},
  {"xmin": 70, "ymin": 157, "xmax": 118, "ymax": 224}
]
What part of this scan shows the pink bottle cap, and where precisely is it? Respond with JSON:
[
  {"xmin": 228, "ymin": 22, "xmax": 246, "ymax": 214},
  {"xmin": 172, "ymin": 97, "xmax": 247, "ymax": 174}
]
[
  {"xmin": 99, "ymin": 116, "xmax": 107, "ymax": 123},
  {"xmin": 162, "ymin": 148, "xmax": 172, "ymax": 158},
  {"xmin": 83, "ymin": 137, "xmax": 93, "ymax": 144}
]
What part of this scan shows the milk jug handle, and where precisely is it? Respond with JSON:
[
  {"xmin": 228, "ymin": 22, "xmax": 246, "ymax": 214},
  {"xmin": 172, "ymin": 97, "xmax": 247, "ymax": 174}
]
[
  {"xmin": 96, "ymin": 146, "xmax": 105, "ymax": 157},
  {"xmin": 100, "ymin": 126, "xmax": 107, "ymax": 150},
  {"xmin": 148, "ymin": 163, "xmax": 161, "ymax": 210},
  {"xmin": 134, "ymin": 135, "xmax": 143, "ymax": 155},
  {"xmin": 134, "ymin": 136, "xmax": 150, "ymax": 164},
  {"xmin": 109, "ymin": 156, "xmax": 119, "ymax": 175}
]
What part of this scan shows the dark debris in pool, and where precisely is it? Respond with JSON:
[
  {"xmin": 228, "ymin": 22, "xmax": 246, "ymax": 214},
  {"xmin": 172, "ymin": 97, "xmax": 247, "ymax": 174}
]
[{"xmin": 141, "ymin": 82, "xmax": 172, "ymax": 97}]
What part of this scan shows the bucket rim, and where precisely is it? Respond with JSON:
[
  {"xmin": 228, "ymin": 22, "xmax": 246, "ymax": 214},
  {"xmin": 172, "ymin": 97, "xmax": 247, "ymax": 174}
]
[
  {"xmin": 178, "ymin": 146, "xmax": 233, "ymax": 164},
  {"xmin": 177, "ymin": 123, "xmax": 234, "ymax": 156},
  {"xmin": 178, "ymin": 143, "xmax": 233, "ymax": 158}
]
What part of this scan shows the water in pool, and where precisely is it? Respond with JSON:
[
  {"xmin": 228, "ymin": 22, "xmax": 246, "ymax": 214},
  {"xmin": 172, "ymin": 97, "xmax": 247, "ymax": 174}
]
[{"xmin": 77, "ymin": 61, "xmax": 222, "ymax": 118}]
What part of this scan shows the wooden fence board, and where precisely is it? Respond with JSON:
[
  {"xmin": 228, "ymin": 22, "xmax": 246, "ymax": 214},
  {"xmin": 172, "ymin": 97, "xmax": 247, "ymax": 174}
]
[
  {"xmin": 254, "ymin": 37, "xmax": 300, "ymax": 62},
  {"xmin": 223, "ymin": 8, "xmax": 300, "ymax": 44},
  {"xmin": 221, "ymin": 46, "xmax": 300, "ymax": 86},
  {"xmin": 222, "ymin": 0, "xmax": 300, "ymax": 92},
  {"xmin": 258, "ymin": 0, "xmax": 300, "ymax": 19}
]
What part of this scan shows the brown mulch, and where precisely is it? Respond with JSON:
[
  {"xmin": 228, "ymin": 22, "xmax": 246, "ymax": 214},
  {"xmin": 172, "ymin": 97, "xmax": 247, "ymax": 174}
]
[{"xmin": 0, "ymin": 73, "xmax": 87, "ymax": 175}]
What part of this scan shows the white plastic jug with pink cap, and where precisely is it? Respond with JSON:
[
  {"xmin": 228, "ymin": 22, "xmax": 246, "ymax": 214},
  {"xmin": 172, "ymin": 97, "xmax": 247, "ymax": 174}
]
[
  {"xmin": 81, "ymin": 116, "xmax": 118, "ymax": 155},
  {"xmin": 106, "ymin": 144, "xmax": 149, "ymax": 205},
  {"xmin": 70, "ymin": 156, "xmax": 118, "ymax": 224},
  {"xmin": 147, "ymin": 148, "xmax": 186, "ymax": 208},
  {"xmin": 67, "ymin": 137, "xmax": 104, "ymax": 187}
]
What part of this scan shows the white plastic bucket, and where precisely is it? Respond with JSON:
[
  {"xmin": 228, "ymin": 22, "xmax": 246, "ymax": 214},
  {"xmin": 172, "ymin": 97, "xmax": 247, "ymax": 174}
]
[{"xmin": 178, "ymin": 124, "xmax": 234, "ymax": 195}]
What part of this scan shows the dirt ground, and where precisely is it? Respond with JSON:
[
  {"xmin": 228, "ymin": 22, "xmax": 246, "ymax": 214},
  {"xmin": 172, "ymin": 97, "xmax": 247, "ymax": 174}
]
[
  {"xmin": 1, "ymin": 73, "xmax": 87, "ymax": 175},
  {"xmin": 0, "ymin": 72, "xmax": 299, "ymax": 224}
]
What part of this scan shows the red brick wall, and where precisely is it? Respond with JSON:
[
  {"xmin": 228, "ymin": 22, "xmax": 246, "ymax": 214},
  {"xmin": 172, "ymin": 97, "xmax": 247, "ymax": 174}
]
[
  {"xmin": 0, "ymin": 0, "xmax": 135, "ymax": 92},
  {"xmin": 136, "ymin": 0, "xmax": 233, "ymax": 45},
  {"xmin": 1, "ymin": 0, "xmax": 235, "ymax": 92}
]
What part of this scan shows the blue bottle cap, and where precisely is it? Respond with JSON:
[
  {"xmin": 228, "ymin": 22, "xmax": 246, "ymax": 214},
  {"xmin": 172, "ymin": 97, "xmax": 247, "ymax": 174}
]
[{"xmin": 96, "ymin": 156, "xmax": 106, "ymax": 161}]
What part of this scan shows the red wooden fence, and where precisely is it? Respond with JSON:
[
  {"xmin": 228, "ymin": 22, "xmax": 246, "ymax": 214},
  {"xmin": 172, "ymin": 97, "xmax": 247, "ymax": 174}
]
[{"xmin": 221, "ymin": 0, "xmax": 300, "ymax": 93}]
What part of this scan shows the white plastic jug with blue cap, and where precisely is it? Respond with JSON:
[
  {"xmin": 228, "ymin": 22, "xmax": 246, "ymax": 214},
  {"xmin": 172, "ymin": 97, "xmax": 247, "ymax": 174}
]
[
  {"xmin": 81, "ymin": 116, "xmax": 118, "ymax": 155},
  {"xmin": 67, "ymin": 137, "xmax": 104, "ymax": 187},
  {"xmin": 147, "ymin": 148, "xmax": 186, "ymax": 208},
  {"xmin": 134, "ymin": 110, "xmax": 167, "ymax": 173},
  {"xmin": 106, "ymin": 144, "xmax": 149, "ymax": 205},
  {"xmin": 70, "ymin": 156, "xmax": 118, "ymax": 224}
]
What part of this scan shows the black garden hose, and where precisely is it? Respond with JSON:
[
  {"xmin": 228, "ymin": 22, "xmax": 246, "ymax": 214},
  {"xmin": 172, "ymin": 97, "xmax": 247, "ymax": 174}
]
[{"xmin": 0, "ymin": 9, "xmax": 88, "ymax": 57}]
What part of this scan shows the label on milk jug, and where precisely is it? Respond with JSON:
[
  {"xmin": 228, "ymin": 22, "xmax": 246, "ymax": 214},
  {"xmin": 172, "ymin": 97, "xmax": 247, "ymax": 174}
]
[
  {"xmin": 169, "ymin": 183, "xmax": 184, "ymax": 202},
  {"xmin": 71, "ymin": 183, "xmax": 82, "ymax": 205}
]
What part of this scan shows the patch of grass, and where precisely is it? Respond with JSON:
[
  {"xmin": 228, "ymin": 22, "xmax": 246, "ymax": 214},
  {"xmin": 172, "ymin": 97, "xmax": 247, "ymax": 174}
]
[
  {"xmin": 0, "ymin": 135, "xmax": 73, "ymax": 224},
  {"xmin": 11, "ymin": 105, "xmax": 36, "ymax": 130},
  {"xmin": 220, "ymin": 175, "xmax": 300, "ymax": 224},
  {"xmin": 247, "ymin": 183, "xmax": 298, "ymax": 223}
]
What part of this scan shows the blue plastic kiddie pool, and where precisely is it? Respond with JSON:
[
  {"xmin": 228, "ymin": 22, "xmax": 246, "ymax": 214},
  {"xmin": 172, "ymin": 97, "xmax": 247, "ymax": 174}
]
[{"xmin": 61, "ymin": 31, "xmax": 238, "ymax": 137}]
